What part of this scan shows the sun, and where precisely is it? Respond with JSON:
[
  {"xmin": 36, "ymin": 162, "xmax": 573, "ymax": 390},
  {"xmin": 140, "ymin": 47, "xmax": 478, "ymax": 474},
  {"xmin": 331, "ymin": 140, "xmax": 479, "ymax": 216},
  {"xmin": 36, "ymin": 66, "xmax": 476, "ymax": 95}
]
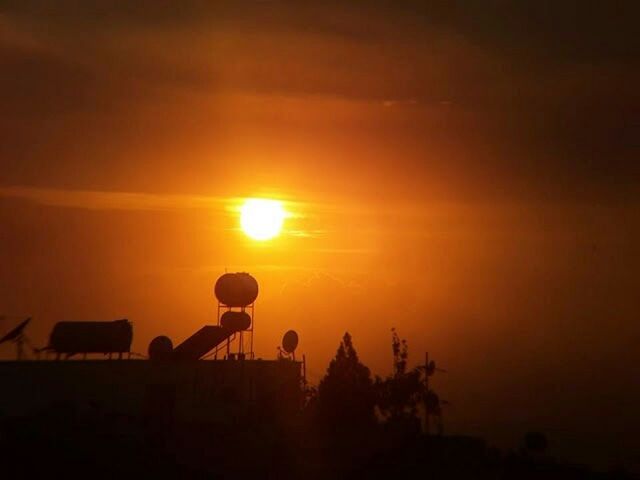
[{"xmin": 240, "ymin": 198, "xmax": 286, "ymax": 241}]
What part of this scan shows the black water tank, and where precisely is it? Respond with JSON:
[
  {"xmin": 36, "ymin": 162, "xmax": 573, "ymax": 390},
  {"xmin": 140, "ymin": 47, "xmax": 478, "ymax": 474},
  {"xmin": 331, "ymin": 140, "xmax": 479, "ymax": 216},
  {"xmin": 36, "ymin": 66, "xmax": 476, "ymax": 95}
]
[
  {"xmin": 220, "ymin": 311, "xmax": 251, "ymax": 332},
  {"xmin": 49, "ymin": 319, "xmax": 133, "ymax": 354},
  {"xmin": 214, "ymin": 272, "xmax": 258, "ymax": 307}
]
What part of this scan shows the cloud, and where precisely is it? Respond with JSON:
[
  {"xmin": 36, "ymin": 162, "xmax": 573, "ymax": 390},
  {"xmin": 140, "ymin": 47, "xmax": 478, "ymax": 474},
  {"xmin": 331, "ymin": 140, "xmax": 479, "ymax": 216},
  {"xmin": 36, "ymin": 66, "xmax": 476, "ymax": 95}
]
[
  {"xmin": 0, "ymin": 186, "xmax": 227, "ymax": 211},
  {"xmin": 0, "ymin": 1, "xmax": 638, "ymax": 201}
]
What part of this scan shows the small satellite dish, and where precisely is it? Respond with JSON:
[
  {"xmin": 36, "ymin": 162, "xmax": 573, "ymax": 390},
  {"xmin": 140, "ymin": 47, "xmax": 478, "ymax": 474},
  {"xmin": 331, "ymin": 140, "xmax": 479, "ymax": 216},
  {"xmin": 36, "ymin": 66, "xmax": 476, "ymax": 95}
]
[
  {"xmin": 0, "ymin": 317, "xmax": 31, "ymax": 345},
  {"xmin": 282, "ymin": 330, "xmax": 299, "ymax": 354},
  {"xmin": 148, "ymin": 335, "xmax": 173, "ymax": 360},
  {"xmin": 0, "ymin": 317, "xmax": 31, "ymax": 360}
]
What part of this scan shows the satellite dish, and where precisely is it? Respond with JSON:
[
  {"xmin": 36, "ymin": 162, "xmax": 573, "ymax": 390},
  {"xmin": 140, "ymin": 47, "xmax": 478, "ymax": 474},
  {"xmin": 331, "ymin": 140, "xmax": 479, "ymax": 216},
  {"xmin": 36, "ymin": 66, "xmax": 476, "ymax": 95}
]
[
  {"xmin": 0, "ymin": 317, "xmax": 31, "ymax": 360},
  {"xmin": 282, "ymin": 330, "xmax": 299, "ymax": 354},
  {"xmin": 148, "ymin": 335, "xmax": 173, "ymax": 361},
  {"xmin": 0, "ymin": 317, "xmax": 31, "ymax": 345}
]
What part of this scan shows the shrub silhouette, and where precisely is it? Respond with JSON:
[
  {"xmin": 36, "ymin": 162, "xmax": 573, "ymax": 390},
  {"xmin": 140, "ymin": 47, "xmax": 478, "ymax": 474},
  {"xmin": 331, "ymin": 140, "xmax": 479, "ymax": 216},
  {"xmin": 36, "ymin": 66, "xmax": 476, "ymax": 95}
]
[
  {"xmin": 375, "ymin": 328, "xmax": 425, "ymax": 432},
  {"xmin": 316, "ymin": 332, "xmax": 376, "ymax": 430},
  {"xmin": 523, "ymin": 431, "xmax": 548, "ymax": 453}
]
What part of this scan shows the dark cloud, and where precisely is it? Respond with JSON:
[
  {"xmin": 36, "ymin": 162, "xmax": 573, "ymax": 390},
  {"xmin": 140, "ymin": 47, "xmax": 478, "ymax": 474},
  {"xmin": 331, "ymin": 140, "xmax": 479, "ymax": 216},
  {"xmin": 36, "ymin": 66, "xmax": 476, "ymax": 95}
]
[{"xmin": 0, "ymin": 1, "xmax": 638, "ymax": 198}]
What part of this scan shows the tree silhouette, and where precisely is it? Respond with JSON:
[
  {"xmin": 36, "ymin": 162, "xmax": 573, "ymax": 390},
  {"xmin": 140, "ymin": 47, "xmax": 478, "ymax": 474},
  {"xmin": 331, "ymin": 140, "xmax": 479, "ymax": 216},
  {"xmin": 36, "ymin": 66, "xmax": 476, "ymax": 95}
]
[
  {"xmin": 316, "ymin": 332, "xmax": 376, "ymax": 429},
  {"xmin": 375, "ymin": 329, "xmax": 424, "ymax": 431},
  {"xmin": 523, "ymin": 431, "xmax": 548, "ymax": 454}
]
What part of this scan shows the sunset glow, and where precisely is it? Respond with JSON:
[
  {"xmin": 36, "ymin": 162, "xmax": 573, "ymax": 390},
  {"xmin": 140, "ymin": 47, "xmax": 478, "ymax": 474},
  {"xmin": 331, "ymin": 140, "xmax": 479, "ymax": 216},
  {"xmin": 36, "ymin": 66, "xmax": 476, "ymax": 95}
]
[
  {"xmin": 240, "ymin": 198, "xmax": 286, "ymax": 241},
  {"xmin": 1, "ymin": 2, "xmax": 637, "ymax": 473}
]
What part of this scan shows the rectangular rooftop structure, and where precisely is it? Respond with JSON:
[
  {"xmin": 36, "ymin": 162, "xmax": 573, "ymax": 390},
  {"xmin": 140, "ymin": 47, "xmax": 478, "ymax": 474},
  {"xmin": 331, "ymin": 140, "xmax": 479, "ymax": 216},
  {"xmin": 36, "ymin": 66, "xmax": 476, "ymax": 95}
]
[{"xmin": 0, "ymin": 359, "xmax": 302, "ymax": 425}]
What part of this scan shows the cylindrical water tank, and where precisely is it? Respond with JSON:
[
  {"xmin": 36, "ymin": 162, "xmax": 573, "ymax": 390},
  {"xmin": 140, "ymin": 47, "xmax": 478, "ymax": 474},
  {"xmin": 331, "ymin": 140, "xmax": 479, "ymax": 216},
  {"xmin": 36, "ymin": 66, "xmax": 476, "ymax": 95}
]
[
  {"xmin": 220, "ymin": 311, "xmax": 251, "ymax": 332},
  {"xmin": 214, "ymin": 273, "xmax": 258, "ymax": 307},
  {"xmin": 49, "ymin": 319, "xmax": 133, "ymax": 354}
]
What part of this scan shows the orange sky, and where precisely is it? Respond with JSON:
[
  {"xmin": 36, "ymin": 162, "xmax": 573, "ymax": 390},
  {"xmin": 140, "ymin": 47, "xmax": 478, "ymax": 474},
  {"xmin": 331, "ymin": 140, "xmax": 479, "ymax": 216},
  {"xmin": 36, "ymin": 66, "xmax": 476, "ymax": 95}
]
[{"xmin": 1, "ymin": 1, "xmax": 639, "ymax": 471}]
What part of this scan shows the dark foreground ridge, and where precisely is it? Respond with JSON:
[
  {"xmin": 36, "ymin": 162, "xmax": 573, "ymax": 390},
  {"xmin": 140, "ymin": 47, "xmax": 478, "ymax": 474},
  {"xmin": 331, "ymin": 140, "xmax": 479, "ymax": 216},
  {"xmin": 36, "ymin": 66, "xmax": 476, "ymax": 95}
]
[
  {"xmin": 0, "ymin": 274, "xmax": 636, "ymax": 479},
  {"xmin": 0, "ymin": 395, "xmax": 634, "ymax": 480},
  {"xmin": 0, "ymin": 338, "xmax": 635, "ymax": 480}
]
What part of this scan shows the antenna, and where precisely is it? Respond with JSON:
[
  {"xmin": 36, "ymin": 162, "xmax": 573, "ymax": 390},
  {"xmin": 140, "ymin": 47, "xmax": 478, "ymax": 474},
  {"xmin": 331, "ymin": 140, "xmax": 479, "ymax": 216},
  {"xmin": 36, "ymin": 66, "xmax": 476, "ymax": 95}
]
[
  {"xmin": 423, "ymin": 351, "xmax": 447, "ymax": 435},
  {"xmin": 0, "ymin": 317, "xmax": 32, "ymax": 360}
]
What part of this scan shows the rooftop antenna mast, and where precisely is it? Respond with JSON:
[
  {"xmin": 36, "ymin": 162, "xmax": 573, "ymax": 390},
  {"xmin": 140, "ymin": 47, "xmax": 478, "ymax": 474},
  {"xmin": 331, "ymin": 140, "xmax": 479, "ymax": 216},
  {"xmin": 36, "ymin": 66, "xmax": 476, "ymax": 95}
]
[{"xmin": 423, "ymin": 351, "xmax": 447, "ymax": 435}]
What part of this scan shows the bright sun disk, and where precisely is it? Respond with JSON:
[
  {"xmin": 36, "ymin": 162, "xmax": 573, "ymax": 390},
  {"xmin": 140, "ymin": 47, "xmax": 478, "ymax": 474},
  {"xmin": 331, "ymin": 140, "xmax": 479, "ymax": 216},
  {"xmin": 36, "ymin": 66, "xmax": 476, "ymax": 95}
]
[{"xmin": 240, "ymin": 198, "xmax": 285, "ymax": 241}]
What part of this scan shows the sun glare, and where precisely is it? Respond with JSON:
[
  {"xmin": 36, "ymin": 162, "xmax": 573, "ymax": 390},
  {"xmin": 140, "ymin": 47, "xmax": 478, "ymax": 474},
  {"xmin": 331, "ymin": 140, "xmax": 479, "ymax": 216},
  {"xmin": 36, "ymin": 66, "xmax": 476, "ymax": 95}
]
[{"xmin": 240, "ymin": 198, "xmax": 286, "ymax": 241}]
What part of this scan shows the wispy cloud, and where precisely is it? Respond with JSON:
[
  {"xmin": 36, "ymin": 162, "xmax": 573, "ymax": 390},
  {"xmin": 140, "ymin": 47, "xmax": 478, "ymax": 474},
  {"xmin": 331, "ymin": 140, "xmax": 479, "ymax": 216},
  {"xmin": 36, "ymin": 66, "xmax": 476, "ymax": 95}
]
[{"xmin": 0, "ymin": 186, "xmax": 227, "ymax": 211}]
